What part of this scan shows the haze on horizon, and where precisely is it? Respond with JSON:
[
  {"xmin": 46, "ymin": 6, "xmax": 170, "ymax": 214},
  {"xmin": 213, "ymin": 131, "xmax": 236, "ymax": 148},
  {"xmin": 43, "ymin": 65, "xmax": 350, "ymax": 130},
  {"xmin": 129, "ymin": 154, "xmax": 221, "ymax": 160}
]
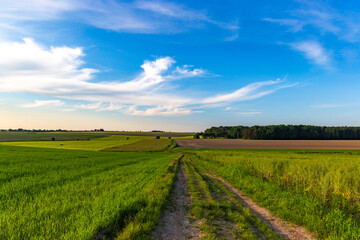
[{"xmin": 0, "ymin": 0, "xmax": 359, "ymax": 132}]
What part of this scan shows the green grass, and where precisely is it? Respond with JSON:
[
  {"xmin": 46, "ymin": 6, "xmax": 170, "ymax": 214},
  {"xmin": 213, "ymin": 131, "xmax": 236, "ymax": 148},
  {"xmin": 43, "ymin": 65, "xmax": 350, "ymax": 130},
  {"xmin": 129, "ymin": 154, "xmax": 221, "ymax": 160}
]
[
  {"xmin": 102, "ymin": 139, "xmax": 176, "ymax": 152},
  {"xmin": 0, "ymin": 145, "xmax": 178, "ymax": 239},
  {"xmin": 186, "ymin": 149, "xmax": 360, "ymax": 239},
  {"xmin": 0, "ymin": 131, "xmax": 110, "ymax": 141},
  {"xmin": 182, "ymin": 155, "xmax": 281, "ymax": 240},
  {"xmin": 0, "ymin": 135, "xmax": 148, "ymax": 151}
]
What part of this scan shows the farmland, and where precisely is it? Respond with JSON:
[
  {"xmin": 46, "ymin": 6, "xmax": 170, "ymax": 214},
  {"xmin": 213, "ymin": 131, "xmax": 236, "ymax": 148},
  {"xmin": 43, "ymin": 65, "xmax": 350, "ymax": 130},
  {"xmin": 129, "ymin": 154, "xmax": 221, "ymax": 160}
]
[
  {"xmin": 0, "ymin": 135, "xmax": 149, "ymax": 151},
  {"xmin": 176, "ymin": 139, "xmax": 360, "ymax": 149},
  {"xmin": 2, "ymin": 133, "xmax": 360, "ymax": 239}
]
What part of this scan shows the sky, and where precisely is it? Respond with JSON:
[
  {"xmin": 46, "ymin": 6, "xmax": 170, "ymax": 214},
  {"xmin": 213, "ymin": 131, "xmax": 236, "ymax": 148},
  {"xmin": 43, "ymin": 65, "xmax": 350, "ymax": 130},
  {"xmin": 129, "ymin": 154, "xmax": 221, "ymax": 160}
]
[{"xmin": 1, "ymin": 0, "xmax": 360, "ymax": 131}]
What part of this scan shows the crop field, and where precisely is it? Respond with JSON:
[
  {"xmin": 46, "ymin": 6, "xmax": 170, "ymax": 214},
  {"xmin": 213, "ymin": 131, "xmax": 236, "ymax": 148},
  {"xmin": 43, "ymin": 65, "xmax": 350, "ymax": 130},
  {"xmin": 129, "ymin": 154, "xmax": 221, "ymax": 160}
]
[
  {"xmin": 102, "ymin": 139, "xmax": 176, "ymax": 152},
  {"xmin": 2, "ymin": 131, "xmax": 360, "ymax": 240}
]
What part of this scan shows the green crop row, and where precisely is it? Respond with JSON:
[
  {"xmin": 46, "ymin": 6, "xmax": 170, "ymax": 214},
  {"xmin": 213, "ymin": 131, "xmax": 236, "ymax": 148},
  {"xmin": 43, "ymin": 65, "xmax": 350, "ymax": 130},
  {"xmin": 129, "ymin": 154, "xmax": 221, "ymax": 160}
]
[{"xmin": 0, "ymin": 145, "xmax": 178, "ymax": 239}]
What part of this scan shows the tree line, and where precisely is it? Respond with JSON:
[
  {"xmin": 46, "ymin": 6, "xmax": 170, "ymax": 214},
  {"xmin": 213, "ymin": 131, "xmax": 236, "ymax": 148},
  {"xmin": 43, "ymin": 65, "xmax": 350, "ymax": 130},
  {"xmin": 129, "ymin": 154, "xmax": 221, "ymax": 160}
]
[{"xmin": 198, "ymin": 125, "xmax": 360, "ymax": 140}]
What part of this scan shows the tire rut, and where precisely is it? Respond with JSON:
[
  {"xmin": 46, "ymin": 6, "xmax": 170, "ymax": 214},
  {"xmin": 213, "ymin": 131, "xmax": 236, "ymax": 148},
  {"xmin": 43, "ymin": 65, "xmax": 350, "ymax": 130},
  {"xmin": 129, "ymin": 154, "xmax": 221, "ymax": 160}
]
[
  {"xmin": 152, "ymin": 157, "xmax": 202, "ymax": 240},
  {"xmin": 204, "ymin": 172, "xmax": 316, "ymax": 240}
]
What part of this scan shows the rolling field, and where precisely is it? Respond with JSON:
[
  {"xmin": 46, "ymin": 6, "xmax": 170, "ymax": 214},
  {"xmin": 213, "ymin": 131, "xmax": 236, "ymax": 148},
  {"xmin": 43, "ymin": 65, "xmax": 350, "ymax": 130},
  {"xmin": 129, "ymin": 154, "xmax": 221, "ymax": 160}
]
[
  {"xmin": 0, "ymin": 131, "xmax": 108, "ymax": 142},
  {"xmin": 2, "ymin": 132, "xmax": 360, "ymax": 239},
  {"xmin": 102, "ymin": 139, "xmax": 176, "ymax": 152},
  {"xmin": 0, "ymin": 135, "xmax": 148, "ymax": 151}
]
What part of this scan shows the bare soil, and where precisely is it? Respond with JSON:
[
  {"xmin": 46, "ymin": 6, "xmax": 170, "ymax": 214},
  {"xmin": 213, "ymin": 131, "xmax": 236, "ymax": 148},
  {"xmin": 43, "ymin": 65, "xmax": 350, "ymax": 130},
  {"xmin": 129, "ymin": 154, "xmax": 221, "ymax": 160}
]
[
  {"xmin": 175, "ymin": 139, "xmax": 360, "ymax": 149},
  {"xmin": 206, "ymin": 172, "xmax": 316, "ymax": 240},
  {"xmin": 152, "ymin": 158, "xmax": 201, "ymax": 240}
]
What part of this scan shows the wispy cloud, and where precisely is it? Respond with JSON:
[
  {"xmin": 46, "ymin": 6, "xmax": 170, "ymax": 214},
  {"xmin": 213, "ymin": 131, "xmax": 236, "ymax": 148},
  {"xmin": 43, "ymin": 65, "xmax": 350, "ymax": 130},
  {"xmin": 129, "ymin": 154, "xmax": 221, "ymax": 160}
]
[
  {"xmin": 21, "ymin": 100, "xmax": 64, "ymax": 108},
  {"xmin": 202, "ymin": 79, "xmax": 295, "ymax": 104},
  {"xmin": 265, "ymin": 0, "xmax": 360, "ymax": 43},
  {"xmin": 238, "ymin": 111, "xmax": 262, "ymax": 115},
  {"xmin": 263, "ymin": 18, "xmax": 305, "ymax": 32},
  {"xmin": 127, "ymin": 105, "xmax": 195, "ymax": 116},
  {"xmin": 310, "ymin": 103, "xmax": 345, "ymax": 108},
  {"xmin": 0, "ymin": 0, "xmax": 238, "ymax": 35},
  {"xmin": 77, "ymin": 102, "xmax": 103, "ymax": 110},
  {"xmin": 289, "ymin": 40, "xmax": 331, "ymax": 67},
  {"xmin": 62, "ymin": 108, "xmax": 76, "ymax": 112},
  {"xmin": 1, "ymin": 38, "xmax": 294, "ymax": 116}
]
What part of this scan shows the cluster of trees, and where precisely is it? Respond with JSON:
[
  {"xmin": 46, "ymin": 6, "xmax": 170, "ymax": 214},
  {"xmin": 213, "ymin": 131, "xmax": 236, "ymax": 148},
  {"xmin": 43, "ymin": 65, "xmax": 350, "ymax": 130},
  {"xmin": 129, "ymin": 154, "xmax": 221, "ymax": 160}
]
[
  {"xmin": 200, "ymin": 125, "xmax": 360, "ymax": 140},
  {"xmin": 92, "ymin": 129, "xmax": 104, "ymax": 132},
  {"xmin": 5, "ymin": 129, "xmax": 69, "ymax": 132}
]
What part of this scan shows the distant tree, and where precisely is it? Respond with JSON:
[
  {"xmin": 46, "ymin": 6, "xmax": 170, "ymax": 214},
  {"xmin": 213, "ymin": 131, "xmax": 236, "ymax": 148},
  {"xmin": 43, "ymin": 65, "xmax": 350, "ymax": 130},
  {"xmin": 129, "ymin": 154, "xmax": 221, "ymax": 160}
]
[{"xmin": 203, "ymin": 125, "xmax": 360, "ymax": 140}]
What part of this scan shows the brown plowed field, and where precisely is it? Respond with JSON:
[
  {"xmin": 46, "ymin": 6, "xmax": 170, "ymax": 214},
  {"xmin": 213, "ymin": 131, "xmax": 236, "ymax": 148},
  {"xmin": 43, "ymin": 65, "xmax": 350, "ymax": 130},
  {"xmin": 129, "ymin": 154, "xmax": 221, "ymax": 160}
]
[{"xmin": 175, "ymin": 139, "xmax": 360, "ymax": 149}]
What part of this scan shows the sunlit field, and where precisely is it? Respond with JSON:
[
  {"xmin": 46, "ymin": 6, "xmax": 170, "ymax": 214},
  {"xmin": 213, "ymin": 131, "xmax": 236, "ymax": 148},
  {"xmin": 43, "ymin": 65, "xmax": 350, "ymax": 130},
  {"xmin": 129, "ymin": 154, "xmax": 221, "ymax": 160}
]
[
  {"xmin": 182, "ymin": 149, "xmax": 360, "ymax": 239},
  {"xmin": 0, "ymin": 135, "xmax": 149, "ymax": 151}
]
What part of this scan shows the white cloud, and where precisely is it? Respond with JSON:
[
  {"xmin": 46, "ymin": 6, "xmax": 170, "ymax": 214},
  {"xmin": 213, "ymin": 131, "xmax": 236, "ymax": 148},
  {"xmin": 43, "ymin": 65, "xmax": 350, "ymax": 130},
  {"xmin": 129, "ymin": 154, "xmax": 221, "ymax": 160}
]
[
  {"xmin": 202, "ymin": 79, "xmax": 294, "ymax": 104},
  {"xmin": 77, "ymin": 102, "xmax": 102, "ymax": 110},
  {"xmin": 0, "ymin": 38, "xmax": 294, "ymax": 116},
  {"xmin": 98, "ymin": 103, "xmax": 124, "ymax": 111},
  {"xmin": 289, "ymin": 41, "xmax": 331, "ymax": 67},
  {"xmin": 21, "ymin": 100, "xmax": 64, "ymax": 108},
  {"xmin": 172, "ymin": 65, "xmax": 206, "ymax": 79}
]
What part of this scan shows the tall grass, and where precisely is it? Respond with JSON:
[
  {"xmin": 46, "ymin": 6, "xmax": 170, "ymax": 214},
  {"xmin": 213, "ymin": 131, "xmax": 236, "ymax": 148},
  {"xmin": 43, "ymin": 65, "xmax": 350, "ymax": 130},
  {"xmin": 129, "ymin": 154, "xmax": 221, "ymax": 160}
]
[{"xmin": 190, "ymin": 149, "xmax": 360, "ymax": 239}]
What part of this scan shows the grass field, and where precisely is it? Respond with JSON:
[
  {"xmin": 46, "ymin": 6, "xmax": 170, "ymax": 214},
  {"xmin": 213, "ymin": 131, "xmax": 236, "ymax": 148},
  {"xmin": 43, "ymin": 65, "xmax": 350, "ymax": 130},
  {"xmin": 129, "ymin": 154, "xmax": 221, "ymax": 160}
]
[
  {"xmin": 0, "ymin": 145, "xmax": 179, "ymax": 239},
  {"xmin": 3, "ymin": 131, "xmax": 360, "ymax": 239},
  {"xmin": 0, "ymin": 131, "xmax": 193, "ymax": 142},
  {"xmin": 183, "ymin": 149, "xmax": 360, "ymax": 239}
]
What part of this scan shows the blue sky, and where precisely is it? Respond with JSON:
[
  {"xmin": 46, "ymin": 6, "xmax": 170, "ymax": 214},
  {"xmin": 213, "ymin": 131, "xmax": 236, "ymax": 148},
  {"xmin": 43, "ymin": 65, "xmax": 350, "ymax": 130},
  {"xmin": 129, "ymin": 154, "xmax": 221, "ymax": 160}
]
[{"xmin": 0, "ymin": 0, "xmax": 360, "ymax": 131}]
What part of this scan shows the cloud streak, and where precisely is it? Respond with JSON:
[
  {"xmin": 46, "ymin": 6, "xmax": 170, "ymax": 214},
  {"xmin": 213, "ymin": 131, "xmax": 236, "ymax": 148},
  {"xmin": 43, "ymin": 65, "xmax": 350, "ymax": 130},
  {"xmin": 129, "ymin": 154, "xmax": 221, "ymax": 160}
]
[
  {"xmin": 21, "ymin": 100, "xmax": 64, "ymax": 108},
  {"xmin": 0, "ymin": 0, "xmax": 238, "ymax": 35},
  {"xmin": 202, "ymin": 79, "xmax": 294, "ymax": 104}
]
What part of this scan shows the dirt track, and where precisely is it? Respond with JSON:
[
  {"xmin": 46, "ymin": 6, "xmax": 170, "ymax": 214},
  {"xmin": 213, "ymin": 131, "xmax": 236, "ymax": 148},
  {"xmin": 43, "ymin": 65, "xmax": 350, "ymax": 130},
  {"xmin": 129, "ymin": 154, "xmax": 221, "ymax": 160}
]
[
  {"xmin": 152, "ymin": 158, "xmax": 201, "ymax": 239},
  {"xmin": 175, "ymin": 139, "xmax": 360, "ymax": 149}
]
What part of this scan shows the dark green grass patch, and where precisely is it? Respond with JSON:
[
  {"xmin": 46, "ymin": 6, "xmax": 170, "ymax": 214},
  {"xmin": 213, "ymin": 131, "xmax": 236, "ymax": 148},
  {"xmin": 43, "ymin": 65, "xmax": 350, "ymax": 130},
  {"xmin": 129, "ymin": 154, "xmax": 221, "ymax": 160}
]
[{"xmin": 0, "ymin": 145, "xmax": 178, "ymax": 239}]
